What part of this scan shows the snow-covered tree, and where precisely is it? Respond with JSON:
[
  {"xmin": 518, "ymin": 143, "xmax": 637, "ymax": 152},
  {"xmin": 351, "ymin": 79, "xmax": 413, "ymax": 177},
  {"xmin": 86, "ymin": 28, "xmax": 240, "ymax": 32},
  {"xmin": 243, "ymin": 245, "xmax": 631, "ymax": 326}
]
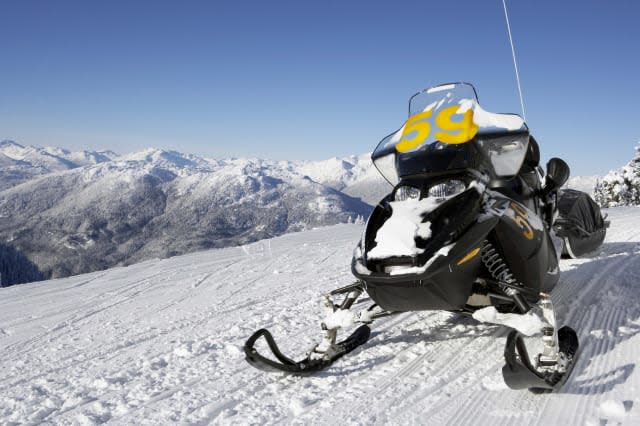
[{"xmin": 593, "ymin": 143, "xmax": 640, "ymax": 207}]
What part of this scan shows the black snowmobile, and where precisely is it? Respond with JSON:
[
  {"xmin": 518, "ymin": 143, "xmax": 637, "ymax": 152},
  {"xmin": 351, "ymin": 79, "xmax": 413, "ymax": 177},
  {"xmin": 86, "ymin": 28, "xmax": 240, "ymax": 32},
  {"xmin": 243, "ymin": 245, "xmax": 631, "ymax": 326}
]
[{"xmin": 244, "ymin": 82, "xmax": 607, "ymax": 391}]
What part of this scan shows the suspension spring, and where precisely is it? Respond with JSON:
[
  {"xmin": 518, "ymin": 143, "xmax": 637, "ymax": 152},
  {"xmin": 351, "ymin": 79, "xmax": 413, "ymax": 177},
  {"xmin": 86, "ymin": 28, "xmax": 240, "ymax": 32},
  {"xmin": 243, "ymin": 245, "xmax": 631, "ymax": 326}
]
[
  {"xmin": 481, "ymin": 240, "xmax": 531, "ymax": 312},
  {"xmin": 481, "ymin": 241, "xmax": 519, "ymax": 295}
]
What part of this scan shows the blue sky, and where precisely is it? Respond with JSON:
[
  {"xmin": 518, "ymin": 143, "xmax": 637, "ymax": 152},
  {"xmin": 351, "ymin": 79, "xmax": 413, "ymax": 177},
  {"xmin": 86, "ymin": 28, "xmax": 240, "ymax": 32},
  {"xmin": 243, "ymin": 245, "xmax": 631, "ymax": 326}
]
[{"xmin": 1, "ymin": 0, "xmax": 638, "ymax": 175}]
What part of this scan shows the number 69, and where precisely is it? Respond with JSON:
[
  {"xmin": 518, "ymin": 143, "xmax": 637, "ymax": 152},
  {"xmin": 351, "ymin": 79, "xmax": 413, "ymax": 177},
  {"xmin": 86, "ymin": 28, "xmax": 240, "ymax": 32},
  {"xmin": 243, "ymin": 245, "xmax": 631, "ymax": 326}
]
[{"xmin": 396, "ymin": 106, "xmax": 479, "ymax": 153}]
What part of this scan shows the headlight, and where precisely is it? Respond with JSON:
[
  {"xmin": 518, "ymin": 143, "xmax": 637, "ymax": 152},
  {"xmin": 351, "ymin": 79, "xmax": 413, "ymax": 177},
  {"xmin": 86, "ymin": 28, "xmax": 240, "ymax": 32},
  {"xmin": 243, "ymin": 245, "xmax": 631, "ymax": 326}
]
[
  {"xmin": 394, "ymin": 185, "xmax": 421, "ymax": 201},
  {"xmin": 428, "ymin": 179, "xmax": 466, "ymax": 200}
]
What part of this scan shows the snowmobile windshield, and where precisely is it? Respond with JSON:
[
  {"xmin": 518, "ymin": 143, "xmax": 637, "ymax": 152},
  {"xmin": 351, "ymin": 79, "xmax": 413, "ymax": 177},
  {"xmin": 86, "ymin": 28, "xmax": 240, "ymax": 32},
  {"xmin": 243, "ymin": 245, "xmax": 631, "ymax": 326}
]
[{"xmin": 372, "ymin": 82, "xmax": 530, "ymax": 185}]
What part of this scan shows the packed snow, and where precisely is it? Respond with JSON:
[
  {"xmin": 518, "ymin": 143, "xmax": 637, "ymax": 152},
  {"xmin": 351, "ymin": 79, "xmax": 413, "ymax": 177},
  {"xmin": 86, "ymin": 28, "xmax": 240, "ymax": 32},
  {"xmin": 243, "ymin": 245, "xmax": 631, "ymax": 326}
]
[
  {"xmin": 458, "ymin": 99, "xmax": 526, "ymax": 132},
  {"xmin": 1, "ymin": 208, "xmax": 640, "ymax": 424},
  {"xmin": 472, "ymin": 306, "xmax": 545, "ymax": 336},
  {"xmin": 366, "ymin": 198, "xmax": 437, "ymax": 260}
]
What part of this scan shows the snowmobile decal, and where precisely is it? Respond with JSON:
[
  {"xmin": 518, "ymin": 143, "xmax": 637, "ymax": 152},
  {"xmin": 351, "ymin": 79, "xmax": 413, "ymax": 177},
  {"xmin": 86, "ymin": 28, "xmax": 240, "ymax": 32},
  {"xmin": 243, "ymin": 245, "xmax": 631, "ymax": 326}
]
[
  {"xmin": 434, "ymin": 105, "xmax": 479, "ymax": 144},
  {"xmin": 396, "ymin": 110, "xmax": 432, "ymax": 152},
  {"xmin": 396, "ymin": 105, "xmax": 478, "ymax": 152},
  {"xmin": 508, "ymin": 202, "xmax": 534, "ymax": 240},
  {"xmin": 456, "ymin": 247, "xmax": 481, "ymax": 266}
]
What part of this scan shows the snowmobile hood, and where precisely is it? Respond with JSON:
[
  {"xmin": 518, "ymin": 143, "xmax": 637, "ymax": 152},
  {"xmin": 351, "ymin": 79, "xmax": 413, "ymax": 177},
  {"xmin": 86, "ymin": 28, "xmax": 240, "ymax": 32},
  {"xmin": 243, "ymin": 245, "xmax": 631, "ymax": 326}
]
[{"xmin": 372, "ymin": 82, "xmax": 530, "ymax": 185}]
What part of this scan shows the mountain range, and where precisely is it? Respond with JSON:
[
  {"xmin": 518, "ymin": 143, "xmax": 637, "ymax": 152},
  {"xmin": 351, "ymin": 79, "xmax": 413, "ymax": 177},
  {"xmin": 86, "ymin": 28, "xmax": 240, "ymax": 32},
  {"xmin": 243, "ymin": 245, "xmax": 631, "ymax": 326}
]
[
  {"xmin": 0, "ymin": 140, "xmax": 118, "ymax": 191},
  {"xmin": 0, "ymin": 140, "xmax": 389, "ymax": 282}
]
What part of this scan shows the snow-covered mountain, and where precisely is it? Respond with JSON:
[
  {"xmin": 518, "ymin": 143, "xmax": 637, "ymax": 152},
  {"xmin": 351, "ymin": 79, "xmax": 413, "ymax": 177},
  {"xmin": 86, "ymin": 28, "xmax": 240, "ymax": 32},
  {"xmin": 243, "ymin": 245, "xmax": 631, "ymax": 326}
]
[
  {"xmin": 293, "ymin": 154, "xmax": 390, "ymax": 205},
  {"xmin": 0, "ymin": 140, "xmax": 117, "ymax": 191},
  {"xmin": 0, "ymin": 207, "xmax": 638, "ymax": 424},
  {"xmin": 0, "ymin": 146, "xmax": 378, "ymax": 280}
]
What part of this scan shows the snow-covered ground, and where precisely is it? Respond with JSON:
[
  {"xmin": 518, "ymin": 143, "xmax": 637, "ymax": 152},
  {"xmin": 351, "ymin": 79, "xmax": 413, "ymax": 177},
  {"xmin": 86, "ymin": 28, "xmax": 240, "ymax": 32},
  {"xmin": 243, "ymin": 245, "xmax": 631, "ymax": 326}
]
[{"xmin": 1, "ymin": 208, "xmax": 640, "ymax": 425}]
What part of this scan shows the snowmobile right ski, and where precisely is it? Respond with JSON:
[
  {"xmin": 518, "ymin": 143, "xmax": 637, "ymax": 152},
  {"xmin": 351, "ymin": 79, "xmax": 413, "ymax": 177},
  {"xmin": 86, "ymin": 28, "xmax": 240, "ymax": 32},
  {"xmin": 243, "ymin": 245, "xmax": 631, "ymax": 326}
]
[
  {"xmin": 501, "ymin": 295, "xmax": 579, "ymax": 391},
  {"xmin": 502, "ymin": 325, "xmax": 578, "ymax": 391}
]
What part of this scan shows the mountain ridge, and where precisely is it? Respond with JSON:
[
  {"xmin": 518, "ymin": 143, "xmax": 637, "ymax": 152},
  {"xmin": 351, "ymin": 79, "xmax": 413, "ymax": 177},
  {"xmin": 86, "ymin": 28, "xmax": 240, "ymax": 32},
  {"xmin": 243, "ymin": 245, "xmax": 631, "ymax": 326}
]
[{"xmin": 0, "ymin": 142, "xmax": 385, "ymax": 282}]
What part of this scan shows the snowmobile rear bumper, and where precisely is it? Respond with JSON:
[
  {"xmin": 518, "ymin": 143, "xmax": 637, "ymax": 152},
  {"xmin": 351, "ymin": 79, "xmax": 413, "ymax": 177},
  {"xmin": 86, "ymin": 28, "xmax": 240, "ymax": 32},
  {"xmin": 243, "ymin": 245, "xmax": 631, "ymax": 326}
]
[{"xmin": 560, "ymin": 228, "xmax": 607, "ymax": 258}]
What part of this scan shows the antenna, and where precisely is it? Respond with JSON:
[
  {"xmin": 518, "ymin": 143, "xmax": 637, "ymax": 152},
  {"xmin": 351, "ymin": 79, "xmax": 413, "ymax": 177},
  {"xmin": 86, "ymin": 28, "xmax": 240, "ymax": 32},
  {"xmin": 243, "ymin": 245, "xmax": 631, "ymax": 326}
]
[{"xmin": 502, "ymin": 0, "xmax": 527, "ymax": 122}]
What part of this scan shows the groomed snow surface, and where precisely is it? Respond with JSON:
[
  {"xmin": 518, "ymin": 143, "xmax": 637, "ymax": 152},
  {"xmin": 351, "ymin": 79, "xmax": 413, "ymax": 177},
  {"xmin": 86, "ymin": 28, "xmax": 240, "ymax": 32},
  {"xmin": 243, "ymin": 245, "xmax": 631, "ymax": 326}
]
[{"xmin": 1, "ymin": 208, "xmax": 640, "ymax": 425}]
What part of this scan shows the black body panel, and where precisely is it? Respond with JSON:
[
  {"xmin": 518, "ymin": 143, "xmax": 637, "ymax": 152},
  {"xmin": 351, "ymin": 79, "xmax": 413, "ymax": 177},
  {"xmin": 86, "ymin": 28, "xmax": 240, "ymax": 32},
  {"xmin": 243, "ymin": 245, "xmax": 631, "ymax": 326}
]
[
  {"xmin": 353, "ymin": 192, "xmax": 561, "ymax": 312},
  {"xmin": 395, "ymin": 142, "xmax": 490, "ymax": 179},
  {"xmin": 353, "ymin": 215, "xmax": 497, "ymax": 311},
  {"xmin": 490, "ymin": 199, "xmax": 559, "ymax": 295}
]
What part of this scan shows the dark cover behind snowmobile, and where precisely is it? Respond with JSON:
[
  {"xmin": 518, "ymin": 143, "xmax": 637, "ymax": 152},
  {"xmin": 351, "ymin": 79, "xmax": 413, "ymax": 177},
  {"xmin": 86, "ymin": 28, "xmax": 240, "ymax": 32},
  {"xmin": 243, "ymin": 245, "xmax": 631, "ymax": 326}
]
[{"xmin": 556, "ymin": 189, "xmax": 608, "ymax": 257}]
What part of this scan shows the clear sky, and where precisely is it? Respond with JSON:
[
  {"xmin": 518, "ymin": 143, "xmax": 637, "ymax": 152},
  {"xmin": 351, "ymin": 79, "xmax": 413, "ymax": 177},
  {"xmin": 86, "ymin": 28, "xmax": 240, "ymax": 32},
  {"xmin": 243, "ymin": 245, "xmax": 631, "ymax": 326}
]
[{"xmin": 1, "ymin": 0, "xmax": 638, "ymax": 175}]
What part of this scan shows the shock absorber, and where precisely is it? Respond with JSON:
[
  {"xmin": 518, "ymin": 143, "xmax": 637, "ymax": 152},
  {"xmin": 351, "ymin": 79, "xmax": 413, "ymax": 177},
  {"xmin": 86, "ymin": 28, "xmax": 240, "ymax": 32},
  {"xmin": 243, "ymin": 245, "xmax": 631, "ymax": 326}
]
[{"xmin": 481, "ymin": 241, "xmax": 530, "ymax": 313}]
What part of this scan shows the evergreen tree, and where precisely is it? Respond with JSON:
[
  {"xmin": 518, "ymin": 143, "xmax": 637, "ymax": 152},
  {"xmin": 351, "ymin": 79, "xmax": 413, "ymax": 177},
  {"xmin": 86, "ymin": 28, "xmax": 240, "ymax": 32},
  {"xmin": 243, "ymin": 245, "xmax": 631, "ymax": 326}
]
[
  {"xmin": 0, "ymin": 243, "xmax": 46, "ymax": 287},
  {"xmin": 593, "ymin": 143, "xmax": 640, "ymax": 207}
]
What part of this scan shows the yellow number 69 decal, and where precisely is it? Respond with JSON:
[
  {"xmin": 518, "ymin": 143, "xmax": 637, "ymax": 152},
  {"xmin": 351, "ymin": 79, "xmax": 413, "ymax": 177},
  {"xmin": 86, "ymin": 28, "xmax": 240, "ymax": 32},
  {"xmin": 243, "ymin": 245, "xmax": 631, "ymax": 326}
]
[{"xmin": 396, "ymin": 106, "xmax": 479, "ymax": 153}]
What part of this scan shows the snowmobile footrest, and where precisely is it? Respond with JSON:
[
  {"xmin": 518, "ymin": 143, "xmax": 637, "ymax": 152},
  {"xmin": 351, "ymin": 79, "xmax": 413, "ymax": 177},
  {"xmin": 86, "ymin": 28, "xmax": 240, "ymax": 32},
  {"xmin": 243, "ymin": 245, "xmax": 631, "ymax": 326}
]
[
  {"xmin": 502, "ymin": 326, "xmax": 579, "ymax": 392},
  {"xmin": 244, "ymin": 325, "xmax": 371, "ymax": 374}
]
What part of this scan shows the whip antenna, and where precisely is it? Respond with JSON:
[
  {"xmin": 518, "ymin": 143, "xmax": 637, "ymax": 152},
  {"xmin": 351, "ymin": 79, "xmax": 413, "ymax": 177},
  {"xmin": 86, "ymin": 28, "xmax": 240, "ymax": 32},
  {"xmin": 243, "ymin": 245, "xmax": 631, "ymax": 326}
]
[{"xmin": 502, "ymin": 0, "xmax": 527, "ymax": 122}]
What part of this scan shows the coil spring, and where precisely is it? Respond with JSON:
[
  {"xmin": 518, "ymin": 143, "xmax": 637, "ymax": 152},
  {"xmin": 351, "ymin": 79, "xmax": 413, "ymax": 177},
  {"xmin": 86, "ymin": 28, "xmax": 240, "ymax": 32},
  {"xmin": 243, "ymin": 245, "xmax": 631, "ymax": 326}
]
[{"xmin": 481, "ymin": 241, "xmax": 520, "ymax": 295}]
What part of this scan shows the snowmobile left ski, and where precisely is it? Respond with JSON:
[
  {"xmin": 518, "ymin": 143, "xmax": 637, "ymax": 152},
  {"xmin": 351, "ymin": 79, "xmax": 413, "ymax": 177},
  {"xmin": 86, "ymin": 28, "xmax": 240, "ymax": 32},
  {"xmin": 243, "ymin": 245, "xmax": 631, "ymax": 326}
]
[
  {"xmin": 244, "ymin": 282, "xmax": 381, "ymax": 374},
  {"xmin": 244, "ymin": 82, "xmax": 596, "ymax": 391}
]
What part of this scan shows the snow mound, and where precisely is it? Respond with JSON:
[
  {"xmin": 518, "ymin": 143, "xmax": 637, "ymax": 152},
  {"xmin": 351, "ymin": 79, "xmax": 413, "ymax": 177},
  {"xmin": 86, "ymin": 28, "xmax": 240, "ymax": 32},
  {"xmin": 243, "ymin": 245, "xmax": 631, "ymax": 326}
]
[{"xmin": 472, "ymin": 306, "xmax": 545, "ymax": 336}]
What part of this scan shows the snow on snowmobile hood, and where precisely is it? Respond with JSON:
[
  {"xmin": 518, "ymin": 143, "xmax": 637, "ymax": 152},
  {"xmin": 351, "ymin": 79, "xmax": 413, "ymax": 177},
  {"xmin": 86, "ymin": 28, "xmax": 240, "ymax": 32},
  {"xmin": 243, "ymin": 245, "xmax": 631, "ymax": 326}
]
[{"xmin": 372, "ymin": 82, "xmax": 530, "ymax": 185}]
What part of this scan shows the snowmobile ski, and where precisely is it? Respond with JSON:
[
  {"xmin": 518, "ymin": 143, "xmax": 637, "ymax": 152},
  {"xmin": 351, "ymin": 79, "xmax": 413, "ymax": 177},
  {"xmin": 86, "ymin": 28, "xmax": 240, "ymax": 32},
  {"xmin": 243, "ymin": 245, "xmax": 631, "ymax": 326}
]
[
  {"xmin": 244, "ymin": 282, "xmax": 389, "ymax": 374},
  {"xmin": 502, "ymin": 326, "xmax": 579, "ymax": 391},
  {"xmin": 501, "ymin": 294, "xmax": 579, "ymax": 391},
  {"xmin": 244, "ymin": 325, "xmax": 371, "ymax": 374}
]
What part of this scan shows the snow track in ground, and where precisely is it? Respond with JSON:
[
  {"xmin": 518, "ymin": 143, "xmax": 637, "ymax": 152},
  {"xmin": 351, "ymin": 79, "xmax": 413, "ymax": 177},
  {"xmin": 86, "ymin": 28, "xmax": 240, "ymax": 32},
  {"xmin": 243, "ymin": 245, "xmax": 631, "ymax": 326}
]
[{"xmin": 1, "ymin": 208, "xmax": 640, "ymax": 425}]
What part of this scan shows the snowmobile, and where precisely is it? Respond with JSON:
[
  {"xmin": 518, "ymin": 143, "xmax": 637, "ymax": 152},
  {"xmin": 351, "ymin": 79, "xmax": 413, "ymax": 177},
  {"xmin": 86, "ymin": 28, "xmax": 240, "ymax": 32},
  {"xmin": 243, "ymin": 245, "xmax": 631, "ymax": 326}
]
[{"xmin": 244, "ymin": 82, "xmax": 604, "ymax": 391}]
